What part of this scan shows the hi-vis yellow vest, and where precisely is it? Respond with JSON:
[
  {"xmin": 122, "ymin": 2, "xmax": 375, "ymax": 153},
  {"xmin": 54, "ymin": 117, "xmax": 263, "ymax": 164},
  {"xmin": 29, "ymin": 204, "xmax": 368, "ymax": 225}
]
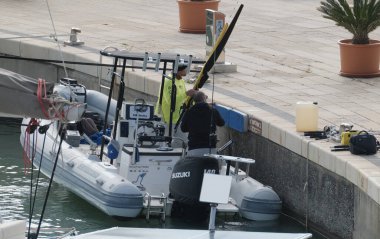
[{"xmin": 155, "ymin": 75, "xmax": 187, "ymax": 124}]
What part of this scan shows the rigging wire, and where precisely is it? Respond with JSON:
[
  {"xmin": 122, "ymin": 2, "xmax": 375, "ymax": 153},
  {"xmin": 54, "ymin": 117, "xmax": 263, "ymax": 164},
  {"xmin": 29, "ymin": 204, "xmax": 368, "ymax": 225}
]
[
  {"xmin": 45, "ymin": 0, "xmax": 68, "ymax": 79},
  {"xmin": 34, "ymin": 124, "xmax": 65, "ymax": 239},
  {"xmin": 28, "ymin": 129, "xmax": 48, "ymax": 239},
  {"xmin": 27, "ymin": 129, "xmax": 38, "ymax": 238},
  {"xmin": 208, "ymin": 37, "xmax": 218, "ymax": 155}
]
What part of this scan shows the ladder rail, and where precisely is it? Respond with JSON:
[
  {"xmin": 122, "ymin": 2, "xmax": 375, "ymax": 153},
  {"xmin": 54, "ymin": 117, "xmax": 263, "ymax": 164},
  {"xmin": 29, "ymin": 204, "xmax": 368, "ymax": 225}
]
[{"xmin": 145, "ymin": 193, "xmax": 167, "ymax": 222}]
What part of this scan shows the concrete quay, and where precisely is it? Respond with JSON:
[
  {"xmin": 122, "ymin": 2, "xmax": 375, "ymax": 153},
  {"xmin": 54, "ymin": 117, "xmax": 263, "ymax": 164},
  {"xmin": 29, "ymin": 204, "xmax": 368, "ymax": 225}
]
[{"xmin": 1, "ymin": 0, "xmax": 380, "ymax": 238}]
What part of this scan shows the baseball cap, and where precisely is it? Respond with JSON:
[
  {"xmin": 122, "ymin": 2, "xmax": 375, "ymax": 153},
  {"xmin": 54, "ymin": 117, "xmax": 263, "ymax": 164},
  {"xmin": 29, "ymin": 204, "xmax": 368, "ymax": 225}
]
[{"xmin": 177, "ymin": 63, "xmax": 188, "ymax": 71}]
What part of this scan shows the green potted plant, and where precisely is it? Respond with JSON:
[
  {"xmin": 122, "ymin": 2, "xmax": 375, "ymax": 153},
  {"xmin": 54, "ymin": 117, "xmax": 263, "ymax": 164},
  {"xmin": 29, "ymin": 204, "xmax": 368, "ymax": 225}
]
[
  {"xmin": 177, "ymin": 0, "xmax": 220, "ymax": 33},
  {"xmin": 318, "ymin": 0, "xmax": 380, "ymax": 77}
]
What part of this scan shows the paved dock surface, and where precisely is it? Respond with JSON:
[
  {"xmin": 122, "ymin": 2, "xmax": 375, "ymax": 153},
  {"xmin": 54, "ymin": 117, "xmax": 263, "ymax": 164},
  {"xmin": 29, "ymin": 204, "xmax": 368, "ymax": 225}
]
[
  {"xmin": 2, "ymin": 0, "xmax": 379, "ymax": 127},
  {"xmin": 1, "ymin": 0, "xmax": 380, "ymax": 236}
]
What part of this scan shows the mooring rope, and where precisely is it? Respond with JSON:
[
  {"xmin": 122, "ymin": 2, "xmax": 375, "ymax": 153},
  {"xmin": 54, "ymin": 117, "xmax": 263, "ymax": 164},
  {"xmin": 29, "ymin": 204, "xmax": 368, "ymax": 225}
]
[
  {"xmin": 27, "ymin": 129, "xmax": 37, "ymax": 238},
  {"xmin": 0, "ymin": 55, "xmax": 203, "ymax": 72},
  {"xmin": 0, "ymin": 34, "xmax": 69, "ymax": 40}
]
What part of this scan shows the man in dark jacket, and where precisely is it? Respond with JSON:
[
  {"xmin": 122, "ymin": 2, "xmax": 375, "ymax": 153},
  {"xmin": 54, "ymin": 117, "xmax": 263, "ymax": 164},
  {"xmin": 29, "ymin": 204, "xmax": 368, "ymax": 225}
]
[{"xmin": 181, "ymin": 91, "xmax": 225, "ymax": 156}]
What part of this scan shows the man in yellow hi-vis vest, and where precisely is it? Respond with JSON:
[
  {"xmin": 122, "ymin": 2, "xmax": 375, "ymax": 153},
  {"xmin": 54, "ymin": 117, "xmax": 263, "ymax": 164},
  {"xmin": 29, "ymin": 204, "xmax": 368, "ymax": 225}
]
[
  {"xmin": 155, "ymin": 63, "xmax": 196, "ymax": 146},
  {"xmin": 155, "ymin": 63, "xmax": 196, "ymax": 124}
]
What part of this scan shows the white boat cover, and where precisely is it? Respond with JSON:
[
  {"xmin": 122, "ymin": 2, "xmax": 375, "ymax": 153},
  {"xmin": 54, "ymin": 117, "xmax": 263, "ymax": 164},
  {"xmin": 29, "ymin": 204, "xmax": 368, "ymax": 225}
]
[
  {"xmin": 67, "ymin": 227, "xmax": 312, "ymax": 239},
  {"xmin": 0, "ymin": 68, "xmax": 55, "ymax": 118},
  {"xmin": 0, "ymin": 68, "xmax": 85, "ymax": 121},
  {"xmin": 0, "ymin": 220, "xmax": 26, "ymax": 239}
]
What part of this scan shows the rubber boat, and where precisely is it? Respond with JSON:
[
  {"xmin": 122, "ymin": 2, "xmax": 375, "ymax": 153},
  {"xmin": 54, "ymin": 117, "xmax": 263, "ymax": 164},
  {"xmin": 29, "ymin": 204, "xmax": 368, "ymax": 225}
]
[
  {"xmin": 20, "ymin": 78, "xmax": 183, "ymax": 219},
  {"xmin": 20, "ymin": 78, "xmax": 282, "ymax": 220}
]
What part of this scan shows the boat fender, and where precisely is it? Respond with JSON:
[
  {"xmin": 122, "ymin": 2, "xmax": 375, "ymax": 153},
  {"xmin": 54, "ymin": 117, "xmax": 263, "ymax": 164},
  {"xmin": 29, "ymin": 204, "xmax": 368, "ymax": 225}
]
[
  {"xmin": 91, "ymin": 132, "xmax": 106, "ymax": 145},
  {"xmin": 107, "ymin": 139, "xmax": 120, "ymax": 160}
]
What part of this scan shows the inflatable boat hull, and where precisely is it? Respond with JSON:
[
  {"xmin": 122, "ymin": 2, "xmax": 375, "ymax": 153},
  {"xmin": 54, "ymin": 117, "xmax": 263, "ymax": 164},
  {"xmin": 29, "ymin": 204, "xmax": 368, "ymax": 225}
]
[
  {"xmin": 169, "ymin": 156, "xmax": 282, "ymax": 221},
  {"xmin": 20, "ymin": 119, "xmax": 143, "ymax": 218}
]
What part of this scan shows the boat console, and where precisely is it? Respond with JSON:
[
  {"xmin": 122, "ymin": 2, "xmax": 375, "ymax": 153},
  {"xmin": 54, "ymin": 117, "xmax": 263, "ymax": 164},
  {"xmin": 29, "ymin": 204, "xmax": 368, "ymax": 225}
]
[{"xmin": 115, "ymin": 99, "xmax": 168, "ymax": 147}]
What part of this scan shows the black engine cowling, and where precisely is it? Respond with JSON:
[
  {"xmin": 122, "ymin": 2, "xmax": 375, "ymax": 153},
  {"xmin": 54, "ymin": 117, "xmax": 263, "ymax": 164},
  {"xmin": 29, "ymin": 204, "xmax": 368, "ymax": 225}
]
[{"xmin": 169, "ymin": 156, "xmax": 219, "ymax": 205}]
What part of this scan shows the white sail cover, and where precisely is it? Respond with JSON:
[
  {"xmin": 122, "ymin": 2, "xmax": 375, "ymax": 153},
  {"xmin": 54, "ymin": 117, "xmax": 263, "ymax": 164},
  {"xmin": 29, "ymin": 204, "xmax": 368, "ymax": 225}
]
[
  {"xmin": 0, "ymin": 68, "xmax": 55, "ymax": 118},
  {"xmin": 0, "ymin": 68, "xmax": 85, "ymax": 121}
]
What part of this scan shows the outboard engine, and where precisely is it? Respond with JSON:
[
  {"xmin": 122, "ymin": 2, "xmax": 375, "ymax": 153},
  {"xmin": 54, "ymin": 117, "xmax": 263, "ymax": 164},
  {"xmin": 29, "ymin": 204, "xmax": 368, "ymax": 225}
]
[
  {"xmin": 169, "ymin": 156, "xmax": 219, "ymax": 220},
  {"xmin": 58, "ymin": 78, "xmax": 87, "ymax": 103},
  {"xmin": 51, "ymin": 78, "xmax": 86, "ymax": 121}
]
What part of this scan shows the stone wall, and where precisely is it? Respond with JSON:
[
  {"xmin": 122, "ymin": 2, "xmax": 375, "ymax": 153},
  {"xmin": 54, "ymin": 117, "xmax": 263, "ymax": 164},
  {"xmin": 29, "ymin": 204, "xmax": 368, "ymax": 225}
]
[{"xmin": 218, "ymin": 127, "xmax": 380, "ymax": 239}]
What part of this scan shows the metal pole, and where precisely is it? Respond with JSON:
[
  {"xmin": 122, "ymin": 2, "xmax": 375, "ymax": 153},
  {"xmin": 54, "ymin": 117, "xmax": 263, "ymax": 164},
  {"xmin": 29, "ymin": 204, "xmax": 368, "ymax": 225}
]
[
  {"xmin": 168, "ymin": 55, "xmax": 180, "ymax": 141},
  {"xmin": 100, "ymin": 57, "xmax": 119, "ymax": 161},
  {"xmin": 158, "ymin": 61, "xmax": 167, "ymax": 107},
  {"xmin": 112, "ymin": 58, "xmax": 127, "ymax": 140},
  {"xmin": 208, "ymin": 203, "xmax": 217, "ymax": 238}
]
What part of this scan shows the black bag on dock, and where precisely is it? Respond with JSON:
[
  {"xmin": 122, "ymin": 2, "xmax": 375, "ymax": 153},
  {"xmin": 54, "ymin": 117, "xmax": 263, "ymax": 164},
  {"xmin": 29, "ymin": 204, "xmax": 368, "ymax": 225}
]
[{"xmin": 349, "ymin": 131, "xmax": 377, "ymax": 155}]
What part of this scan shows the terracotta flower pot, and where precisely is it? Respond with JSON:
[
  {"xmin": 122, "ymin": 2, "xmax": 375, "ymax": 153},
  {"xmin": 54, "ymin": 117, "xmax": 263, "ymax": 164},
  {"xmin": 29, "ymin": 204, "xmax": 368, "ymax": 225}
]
[
  {"xmin": 177, "ymin": 0, "xmax": 220, "ymax": 34},
  {"xmin": 339, "ymin": 39, "xmax": 380, "ymax": 77}
]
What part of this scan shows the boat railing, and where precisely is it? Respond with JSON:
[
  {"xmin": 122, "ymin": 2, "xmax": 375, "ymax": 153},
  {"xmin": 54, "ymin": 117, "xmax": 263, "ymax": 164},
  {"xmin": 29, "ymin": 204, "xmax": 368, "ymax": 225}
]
[
  {"xmin": 98, "ymin": 46, "xmax": 121, "ymax": 93},
  {"xmin": 82, "ymin": 133, "xmax": 98, "ymax": 153},
  {"xmin": 216, "ymin": 139, "xmax": 233, "ymax": 154},
  {"xmin": 171, "ymin": 136, "xmax": 187, "ymax": 157},
  {"xmin": 204, "ymin": 154, "xmax": 255, "ymax": 178}
]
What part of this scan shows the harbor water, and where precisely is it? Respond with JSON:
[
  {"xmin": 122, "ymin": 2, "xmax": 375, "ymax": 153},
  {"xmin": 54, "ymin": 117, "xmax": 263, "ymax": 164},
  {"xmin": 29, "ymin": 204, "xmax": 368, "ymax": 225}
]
[{"xmin": 0, "ymin": 118, "xmax": 325, "ymax": 238}]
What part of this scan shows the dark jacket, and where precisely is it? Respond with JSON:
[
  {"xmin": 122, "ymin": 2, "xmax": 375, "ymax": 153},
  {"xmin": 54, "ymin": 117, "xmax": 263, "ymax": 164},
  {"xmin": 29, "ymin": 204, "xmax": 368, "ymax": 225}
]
[{"xmin": 181, "ymin": 102, "xmax": 225, "ymax": 150}]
